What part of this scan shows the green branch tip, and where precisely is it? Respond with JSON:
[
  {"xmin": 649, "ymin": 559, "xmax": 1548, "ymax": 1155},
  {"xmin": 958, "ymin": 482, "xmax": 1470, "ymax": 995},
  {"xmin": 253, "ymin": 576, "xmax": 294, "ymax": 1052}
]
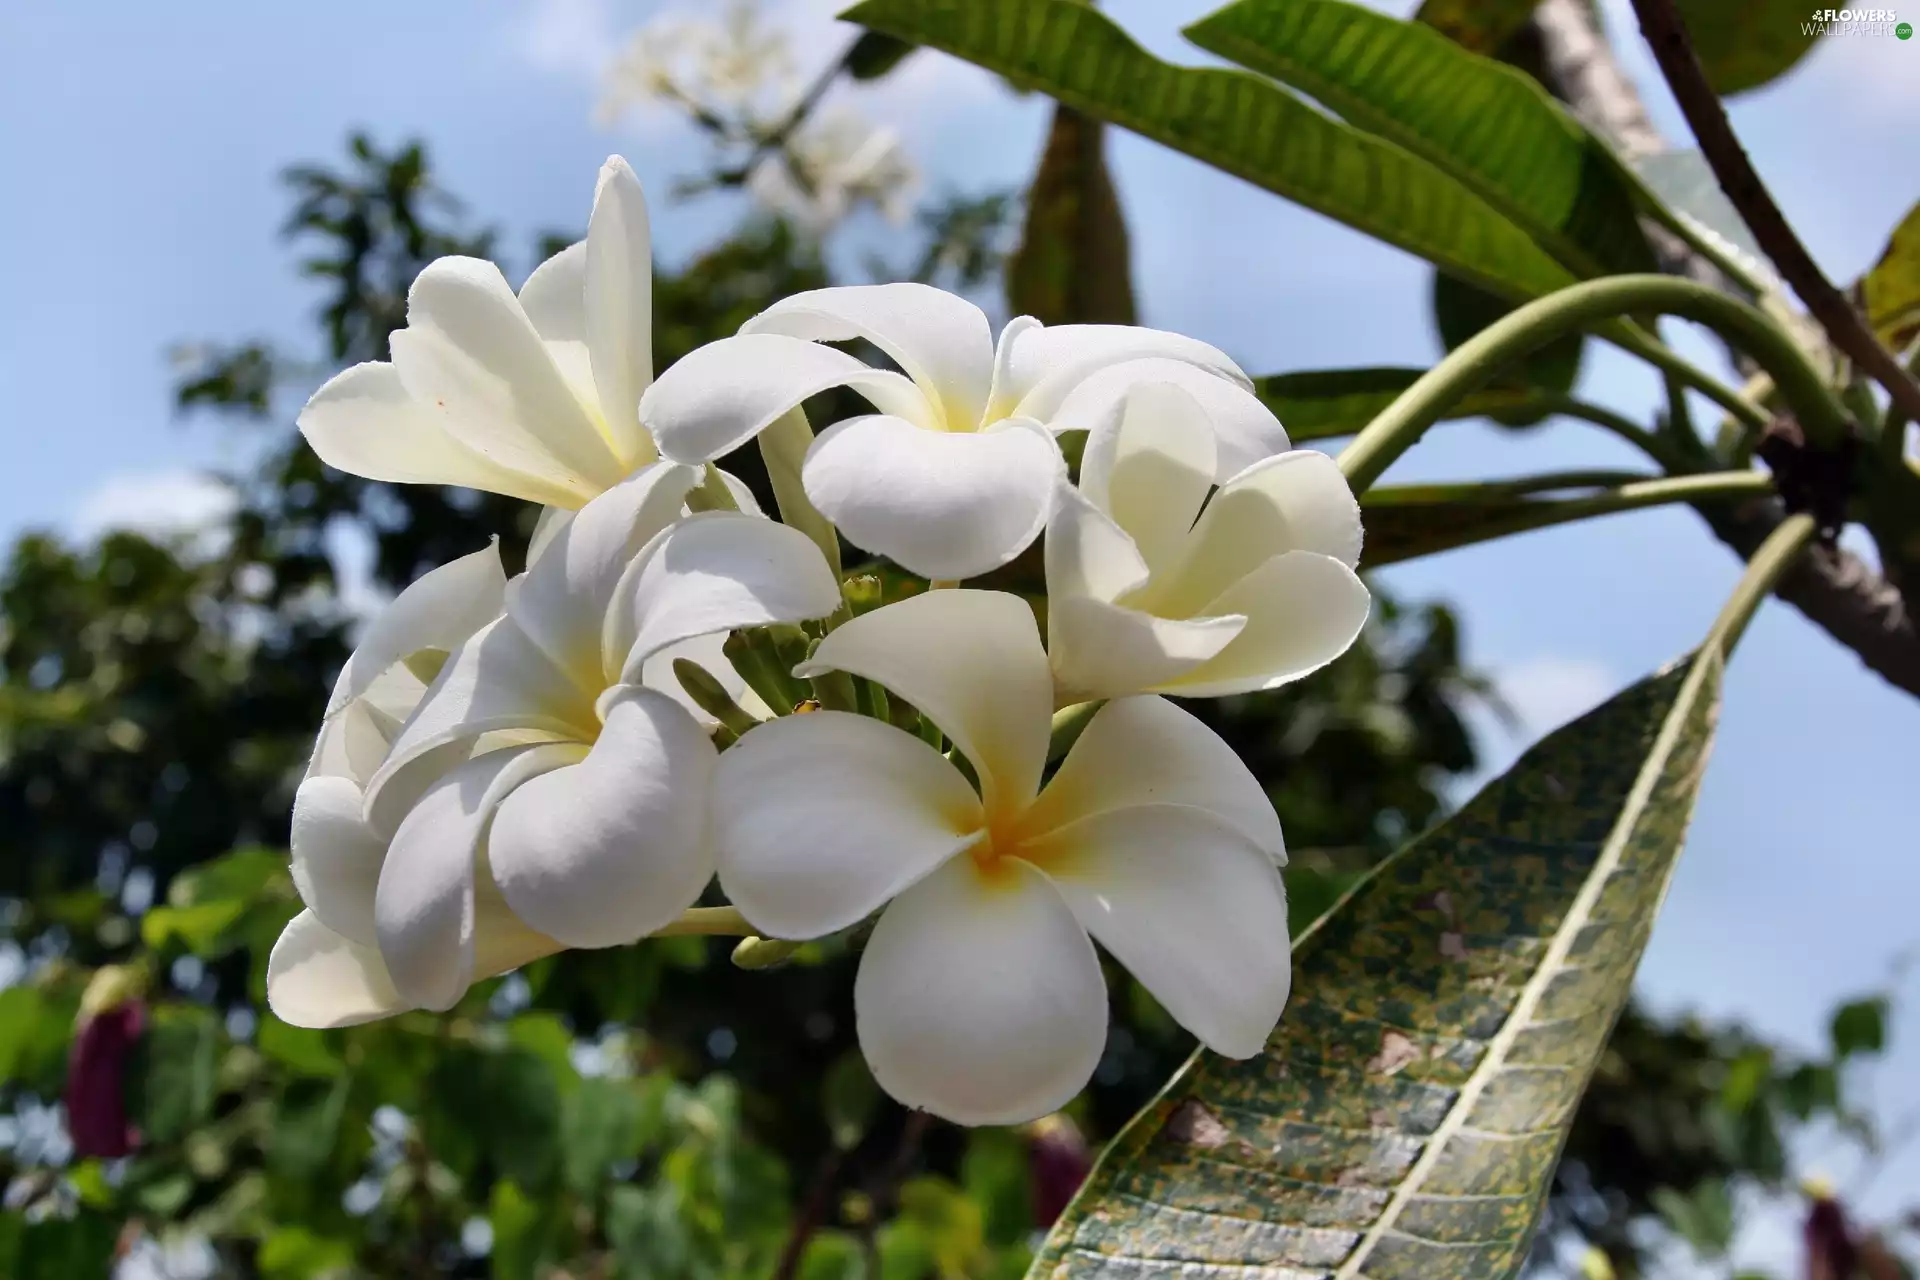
[
  {"xmin": 651, "ymin": 906, "xmax": 754, "ymax": 937},
  {"xmin": 732, "ymin": 937, "xmax": 804, "ymax": 969},
  {"xmin": 1704, "ymin": 512, "xmax": 1819, "ymax": 658},
  {"xmin": 1337, "ymin": 275, "xmax": 1853, "ymax": 493}
]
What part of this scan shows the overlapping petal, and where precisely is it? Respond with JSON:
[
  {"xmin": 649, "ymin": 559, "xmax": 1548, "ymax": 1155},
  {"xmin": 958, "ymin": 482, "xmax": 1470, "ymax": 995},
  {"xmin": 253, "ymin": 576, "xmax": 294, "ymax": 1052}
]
[
  {"xmin": 1047, "ymin": 596, "xmax": 1242, "ymax": 706},
  {"xmin": 1032, "ymin": 804, "xmax": 1290, "ymax": 1059},
  {"xmin": 1050, "ymin": 356, "xmax": 1289, "ymax": 482},
  {"xmin": 584, "ymin": 157, "xmax": 655, "ymax": 463},
  {"xmin": 714, "ymin": 711, "xmax": 984, "ymax": 939},
  {"xmin": 1156, "ymin": 551, "xmax": 1372, "ymax": 698},
  {"xmin": 641, "ymin": 333, "xmax": 931, "ymax": 463},
  {"xmin": 1076, "ymin": 382, "xmax": 1217, "ymax": 576},
  {"xmin": 801, "ymin": 415, "xmax": 1063, "ymax": 580},
  {"xmin": 290, "ymin": 775, "xmax": 386, "ymax": 947},
  {"xmin": 327, "ymin": 542, "xmax": 507, "ymax": 718},
  {"xmin": 854, "ymin": 856, "xmax": 1107, "ymax": 1127},
  {"xmin": 994, "ymin": 322, "xmax": 1248, "ymax": 424},
  {"xmin": 487, "ymin": 689, "xmax": 716, "ymax": 948},
  {"xmin": 744, "ymin": 283, "xmax": 994, "ymax": 430},
  {"xmin": 267, "ymin": 912, "xmax": 405, "ymax": 1030},
  {"xmin": 795, "ymin": 590, "xmax": 1052, "ymax": 811}
]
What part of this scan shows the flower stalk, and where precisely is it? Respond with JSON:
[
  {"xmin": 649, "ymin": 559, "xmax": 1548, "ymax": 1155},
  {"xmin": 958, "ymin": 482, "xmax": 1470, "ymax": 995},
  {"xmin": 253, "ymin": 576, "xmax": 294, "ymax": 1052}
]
[{"xmin": 1338, "ymin": 275, "xmax": 1855, "ymax": 493}]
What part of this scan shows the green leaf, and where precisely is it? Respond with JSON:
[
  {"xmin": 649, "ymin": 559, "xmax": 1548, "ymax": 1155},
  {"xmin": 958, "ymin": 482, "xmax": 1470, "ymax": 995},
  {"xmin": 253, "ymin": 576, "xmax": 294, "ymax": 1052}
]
[
  {"xmin": 489, "ymin": 1180, "xmax": 549, "ymax": 1280},
  {"xmin": 1254, "ymin": 366, "xmax": 1538, "ymax": 441},
  {"xmin": 823, "ymin": 1048, "xmax": 881, "ymax": 1150},
  {"xmin": 140, "ymin": 898, "xmax": 250, "ymax": 955},
  {"xmin": 1186, "ymin": 0, "xmax": 1656, "ymax": 278},
  {"xmin": 1433, "ymin": 271, "xmax": 1585, "ymax": 426},
  {"xmin": 798, "ymin": 1230, "xmax": 869, "ymax": 1280},
  {"xmin": 1675, "ymin": 0, "xmax": 1825, "ymax": 96},
  {"xmin": 256, "ymin": 1019, "xmax": 343, "ymax": 1078},
  {"xmin": 1032, "ymin": 653, "xmax": 1724, "ymax": 1278},
  {"xmin": 560, "ymin": 1076, "xmax": 654, "ymax": 1196},
  {"xmin": 1006, "ymin": 104, "xmax": 1137, "ymax": 325},
  {"xmin": 258, "ymin": 1226, "xmax": 354, "ymax": 1280},
  {"xmin": 1411, "ymin": 0, "xmax": 1540, "ymax": 54},
  {"xmin": 1862, "ymin": 201, "xmax": 1920, "ymax": 353},
  {"xmin": 134, "ymin": 1006, "xmax": 221, "ymax": 1144},
  {"xmin": 267, "ymin": 1076, "xmax": 350, "ymax": 1180},
  {"xmin": 1829, "ymin": 997, "xmax": 1889, "ymax": 1059},
  {"xmin": 841, "ymin": 0, "xmax": 1573, "ymax": 302},
  {"xmin": 1652, "ymin": 1180, "xmax": 1736, "ymax": 1259},
  {"xmin": 0, "ymin": 985, "xmax": 74, "ymax": 1093},
  {"xmin": 844, "ymin": 29, "xmax": 918, "ymax": 79}
]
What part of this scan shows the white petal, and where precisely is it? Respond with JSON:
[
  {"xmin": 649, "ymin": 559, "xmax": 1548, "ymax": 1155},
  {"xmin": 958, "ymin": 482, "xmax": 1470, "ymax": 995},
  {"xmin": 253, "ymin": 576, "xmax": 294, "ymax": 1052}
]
[
  {"xmin": 854, "ymin": 855, "xmax": 1107, "ymax": 1125},
  {"xmin": 367, "ymin": 617, "xmax": 597, "ymax": 834},
  {"xmin": 1046, "ymin": 480, "xmax": 1151, "ymax": 605},
  {"xmin": 298, "ymin": 361, "xmax": 571, "ymax": 505},
  {"xmin": 1031, "ymin": 804, "xmax": 1290, "ymax": 1058},
  {"xmin": 267, "ymin": 911, "xmax": 405, "ymax": 1029},
  {"xmin": 290, "ymin": 775, "xmax": 385, "ymax": 946},
  {"xmin": 307, "ymin": 696, "xmax": 394, "ymax": 786},
  {"xmin": 526, "ymin": 505, "xmax": 575, "ymax": 567},
  {"xmin": 1160, "ymin": 552, "xmax": 1372, "ymax": 698},
  {"xmin": 585, "ymin": 157, "xmax": 656, "ymax": 465},
  {"xmin": 613, "ymin": 513, "xmax": 841, "ymax": 683},
  {"xmin": 795, "ymin": 590, "xmax": 1050, "ymax": 812},
  {"xmin": 744, "ymin": 283, "xmax": 993, "ymax": 430},
  {"xmin": 375, "ymin": 745, "xmax": 575, "ymax": 1011},
  {"xmin": 1078, "ymin": 382, "xmax": 1216, "ymax": 576},
  {"xmin": 714, "ymin": 710, "xmax": 983, "ymax": 940},
  {"xmin": 1050, "ymin": 357, "xmax": 1289, "ymax": 481},
  {"xmin": 1048, "ymin": 595, "xmax": 1243, "ymax": 705},
  {"xmin": 393, "ymin": 256, "xmax": 626, "ymax": 496},
  {"xmin": 802, "ymin": 415, "xmax": 1062, "ymax": 581},
  {"xmin": 641, "ymin": 333, "xmax": 932, "ymax": 463},
  {"xmin": 519, "ymin": 240, "xmax": 587, "ymax": 345},
  {"xmin": 995, "ymin": 322, "xmax": 1249, "ymax": 424},
  {"xmin": 505, "ymin": 462, "xmax": 700, "ymax": 687},
  {"xmin": 639, "ymin": 631, "xmax": 755, "ymax": 725},
  {"xmin": 488, "ymin": 688, "xmax": 716, "ymax": 948},
  {"xmin": 327, "ymin": 542, "xmax": 507, "ymax": 718},
  {"xmin": 716, "ymin": 466, "xmax": 764, "ymax": 516},
  {"xmin": 1147, "ymin": 450, "xmax": 1363, "ymax": 617},
  {"xmin": 1023, "ymin": 696, "xmax": 1285, "ymax": 858}
]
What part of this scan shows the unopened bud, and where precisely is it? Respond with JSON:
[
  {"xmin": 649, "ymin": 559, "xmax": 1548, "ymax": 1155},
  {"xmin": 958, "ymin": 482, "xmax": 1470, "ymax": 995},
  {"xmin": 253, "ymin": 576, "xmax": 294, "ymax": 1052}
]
[{"xmin": 673, "ymin": 658, "xmax": 761, "ymax": 738}]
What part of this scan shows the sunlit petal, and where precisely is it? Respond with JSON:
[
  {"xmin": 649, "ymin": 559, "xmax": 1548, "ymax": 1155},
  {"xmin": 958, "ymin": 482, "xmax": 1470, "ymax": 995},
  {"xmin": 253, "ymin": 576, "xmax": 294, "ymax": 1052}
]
[
  {"xmin": 585, "ymin": 156, "xmax": 656, "ymax": 464},
  {"xmin": 1159, "ymin": 552, "xmax": 1371, "ymax": 698},
  {"xmin": 267, "ymin": 911, "xmax": 405, "ymax": 1030},
  {"xmin": 1050, "ymin": 356, "xmax": 1289, "ymax": 481}
]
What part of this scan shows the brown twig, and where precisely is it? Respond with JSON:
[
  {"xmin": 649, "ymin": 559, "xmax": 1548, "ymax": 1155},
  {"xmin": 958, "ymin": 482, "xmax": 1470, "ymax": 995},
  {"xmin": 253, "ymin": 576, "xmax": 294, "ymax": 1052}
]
[
  {"xmin": 771, "ymin": 1145, "xmax": 847, "ymax": 1280},
  {"xmin": 1628, "ymin": 0, "xmax": 1920, "ymax": 430}
]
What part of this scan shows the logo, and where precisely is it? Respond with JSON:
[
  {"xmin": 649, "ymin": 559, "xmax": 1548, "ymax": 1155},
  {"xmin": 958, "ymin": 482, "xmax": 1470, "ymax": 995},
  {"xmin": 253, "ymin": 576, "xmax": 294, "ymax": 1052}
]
[
  {"xmin": 1899, "ymin": 18, "xmax": 1914, "ymax": 33},
  {"xmin": 1803, "ymin": 7, "xmax": 1907, "ymax": 33}
]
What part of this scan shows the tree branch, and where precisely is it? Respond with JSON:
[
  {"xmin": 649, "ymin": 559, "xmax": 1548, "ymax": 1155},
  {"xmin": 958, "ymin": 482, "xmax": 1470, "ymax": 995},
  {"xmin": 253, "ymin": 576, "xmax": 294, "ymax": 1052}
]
[
  {"xmin": 1628, "ymin": 0, "xmax": 1920, "ymax": 427},
  {"xmin": 1525, "ymin": 0, "xmax": 1920, "ymax": 701}
]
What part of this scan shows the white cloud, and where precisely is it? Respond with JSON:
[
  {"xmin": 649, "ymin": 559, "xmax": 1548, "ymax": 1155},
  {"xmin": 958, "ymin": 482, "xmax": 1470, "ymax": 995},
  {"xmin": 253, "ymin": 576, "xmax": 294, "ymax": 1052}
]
[{"xmin": 72, "ymin": 469, "xmax": 236, "ymax": 545}]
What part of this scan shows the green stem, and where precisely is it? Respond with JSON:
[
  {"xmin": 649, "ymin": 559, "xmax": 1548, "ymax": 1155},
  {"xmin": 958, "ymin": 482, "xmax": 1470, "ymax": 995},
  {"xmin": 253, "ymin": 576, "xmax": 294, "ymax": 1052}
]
[
  {"xmin": 1340, "ymin": 276, "xmax": 1852, "ymax": 492},
  {"xmin": 1606, "ymin": 324, "xmax": 1768, "ymax": 431},
  {"xmin": 651, "ymin": 906, "xmax": 755, "ymax": 937},
  {"xmin": 732, "ymin": 937, "xmax": 804, "ymax": 969},
  {"xmin": 1047, "ymin": 700, "xmax": 1104, "ymax": 763},
  {"xmin": 759, "ymin": 407, "xmax": 841, "ymax": 576},
  {"xmin": 685, "ymin": 464, "xmax": 742, "ymax": 512},
  {"xmin": 1702, "ymin": 513, "xmax": 1818, "ymax": 656}
]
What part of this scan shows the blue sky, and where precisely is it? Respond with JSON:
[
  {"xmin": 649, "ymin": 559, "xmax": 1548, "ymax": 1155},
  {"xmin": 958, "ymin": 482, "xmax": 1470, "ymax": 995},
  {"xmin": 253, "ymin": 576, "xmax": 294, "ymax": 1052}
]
[{"xmin": 3, "ymin": 0, "xmax": 1917, "ymax": 1266}]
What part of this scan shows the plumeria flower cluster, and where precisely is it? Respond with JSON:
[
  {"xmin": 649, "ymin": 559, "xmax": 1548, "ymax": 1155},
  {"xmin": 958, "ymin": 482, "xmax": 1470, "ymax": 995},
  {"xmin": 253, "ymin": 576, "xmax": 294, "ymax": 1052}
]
[{"xmin": 269, "ymin": 156, "xmax": 1370, "ymax": 1126}]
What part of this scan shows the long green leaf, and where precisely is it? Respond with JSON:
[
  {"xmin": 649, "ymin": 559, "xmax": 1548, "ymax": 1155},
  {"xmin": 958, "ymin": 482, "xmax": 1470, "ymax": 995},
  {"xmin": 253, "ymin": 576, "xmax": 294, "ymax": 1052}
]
[
  {"xmin": 1031, "ymin": 653, "xmax": 1724, "ymax": 1278},
  {"xmin": 1862, "ymin": 200, "xmax": 1920, "ymax": 354},
  {"xmin": 839, "ymin": 0, "xmax": 1574, "ymax": 302},
  {"xmin": 1185, "ymin": 0, "xmax": 1656, "ymax": 279},
  {"xmin": 1676, "ymin": 0, "xmax": 1826, "ymax": 96},
  {"xmin": 1255, "ymin": 367, "xmax": 1539, "ymax": 442}
]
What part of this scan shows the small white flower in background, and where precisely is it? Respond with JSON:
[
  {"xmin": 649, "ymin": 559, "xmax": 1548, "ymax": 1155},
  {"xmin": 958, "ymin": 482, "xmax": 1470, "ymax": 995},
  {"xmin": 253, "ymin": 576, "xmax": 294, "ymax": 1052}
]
[
  {"xmin": 269, "ymin": 465, "xmax": 841, "ymax": 1028},
  {"xmin": 746, "ymin": 108, "xmax": 919, "ymax": 232},
  {"xmin": 1047, "ymin": 380, "xmax": 1371, "ymax": 703},
  {"xmin": 711, "ymin": 590, "xmax": 1292, "ymax": 1126},
  {"xmin": 597, "ymin": 2, "xmax": 797, "ymax": 128},
  {"xmin": 298, "ymin": 156, "xmax": 708, "ymax": 515},
  {"xmin": 640, "ymin": 283, "xmax": 1269, "ymax": 580}
]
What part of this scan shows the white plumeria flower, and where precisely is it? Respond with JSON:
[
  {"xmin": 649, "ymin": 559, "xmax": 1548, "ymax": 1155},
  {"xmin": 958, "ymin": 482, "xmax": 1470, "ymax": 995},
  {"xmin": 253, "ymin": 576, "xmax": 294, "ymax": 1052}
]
[
  {"xmin": 638, "ymin": 283, "xmax": 1282, "ymax": 581},
  {"xmin": 712, "ymin": 590, "xmax": 1292, "ymax": 1125},
  {"xmin": 1047, "ymin": 381, "xmax": 1372, "ymax": 704},
  {"xmin": 269, "ymin": 464, "xmax": 840, "ymax": 1028},
  {"xmin": 298, "ymin": 156, "xmax": 716, "ymax": 515}
]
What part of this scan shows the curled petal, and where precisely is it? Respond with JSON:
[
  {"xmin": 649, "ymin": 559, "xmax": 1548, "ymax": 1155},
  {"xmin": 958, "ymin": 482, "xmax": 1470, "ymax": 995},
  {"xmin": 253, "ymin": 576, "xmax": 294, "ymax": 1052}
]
[
  {"xmin": 641, "ymin": 333, "xmax": 931, "ymax": 463},
  {"xmin": 613, "ymin": 513, "xmax": 842, "ymax": 684},
  {"xmin": 268, "ymin": 911, "xmax": 405, "ymax": 1030},
  {"xmin": 855, "ymin": 856, "xmax": 1107, "ymax": 1126},
  {"xmin": 995, "ymin": 321, "xmax": 1248, "ymax": 424},
  {"xmin": 392, "ymin": 256, "xmax": 626, "ymax": 495},
  {"xmin": 585, "ymin": 156, "xmax": 656, "ymax": 464},
  {"xmin": 1078, "ymin": 382, "xmax": 1217, "ymax": 576},
  {"xmin": 1023, "ymin": 696, "xmax": 1285, "ymax": 859},
  {"xmin": 1159, "ymin": 552, "xmax": 1371, "ymax": 699},
  {"xmin": 1045, "ymin": 483, "xmax": 1151, "ymax": 605},
  {"xmin": 1048, "ymin": 595, "xmax": 1242, "ymax": 705},
  {"xmin": 1051, "ymin": 357, "xmax": 1289, "ymax": 481},
  {"xmin": 298, "ymin": 362, "xmax": 568, "ymax": 505},
  {"xmin": 506, "ymin": 462, "xmax": 700, "ymax": 686},
  {"xmin": 639, "ymin": 631, "xmax": 762, "ymax": 725},
  {"xmin": 802, "ymin": 415, "xmax": 1062, "ymax": 581},
  {"xmin": 375, "ymin": 745, "xmax": 575, "ymax": 1011},
  {"xmin": 796, "ymin": 590, "xmax": 1051, "ymax": 812},
  {"xmin": 327, "ymin": 542, "xmax": 506, "ymax": 718},
  {"xmin": 714, "ymin": 711, "xmax": 983, "ymax": 940},
  {"xmin": 290, "ymin": 775, "xmax": 385, "ymax": 946},
  {"xmin": 1148, "ymin": 450, "xmax": 1363, "ymax": 616},
  {"xmin": 744, "ymin": 283, "xmax": 994, "ymax": 430},
  {"xmin": 526, "ymin": 505, "xmax": 575, "ymax": 567},
  {"xmin": 1031, "ymin": 804, "xmax": 1291, "ymax": 1058},
  {"xmin": 518, "ymin": 242, "xmax": 596, "ymax": 414},
  {"xmin": 488, "ymin": 689, "xmax": 716, "ymax": 948},
  {"xmin": 308, "ymin": 696, "xmax": 398, "ymax": 786}
]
